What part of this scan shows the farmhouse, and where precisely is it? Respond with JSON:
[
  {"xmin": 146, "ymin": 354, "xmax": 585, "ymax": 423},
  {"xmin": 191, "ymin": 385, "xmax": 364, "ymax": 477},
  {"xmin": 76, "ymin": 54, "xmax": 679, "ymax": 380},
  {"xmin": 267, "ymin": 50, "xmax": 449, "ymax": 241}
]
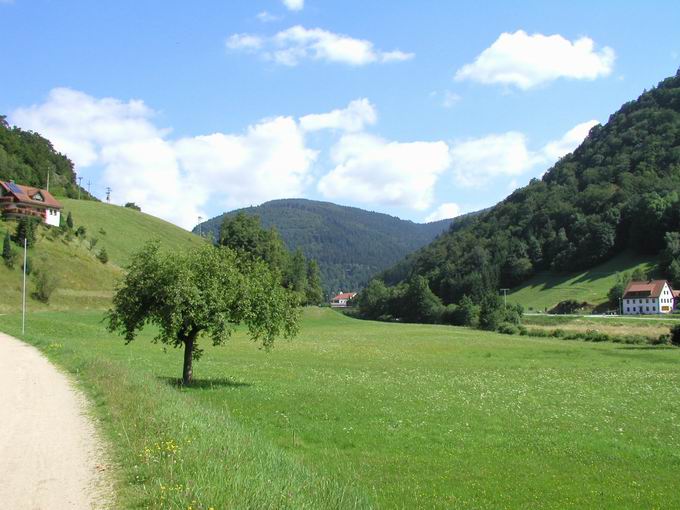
[
  {"xmin": 0, "ymin": 180, "xmax": 62, "ymax": 227},
  {"xmin": 621, "ymin": 280, "xmax": 676, "ymax": 315},
  {"xmin": 330, "ymin": 292, "xmax": 357, "ymax": 308}
]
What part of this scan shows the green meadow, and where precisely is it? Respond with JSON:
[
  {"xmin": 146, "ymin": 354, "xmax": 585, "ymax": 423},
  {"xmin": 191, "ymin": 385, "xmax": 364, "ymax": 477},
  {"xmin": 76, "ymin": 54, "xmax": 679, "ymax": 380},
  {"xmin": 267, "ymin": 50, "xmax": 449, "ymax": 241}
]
[
  {"xmin": 2, "ymin": 308, "xmax": 680, "ymax": 509},
  {"xmin": 508, "ymin": 251, "xmax": 657, "ymax": 312}
]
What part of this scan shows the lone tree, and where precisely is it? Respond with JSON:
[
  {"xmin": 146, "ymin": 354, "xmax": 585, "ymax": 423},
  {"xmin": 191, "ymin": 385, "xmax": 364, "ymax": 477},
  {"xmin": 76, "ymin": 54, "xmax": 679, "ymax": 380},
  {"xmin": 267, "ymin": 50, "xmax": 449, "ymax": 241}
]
[{"xmin": 106, "ymin": 242, "xmax": 300, "ymax": 385}]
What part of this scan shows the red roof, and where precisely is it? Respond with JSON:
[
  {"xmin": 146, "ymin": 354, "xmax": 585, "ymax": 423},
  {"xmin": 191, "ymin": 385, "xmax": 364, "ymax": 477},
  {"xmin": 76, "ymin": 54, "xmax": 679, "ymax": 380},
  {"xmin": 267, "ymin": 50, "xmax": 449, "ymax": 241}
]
[
  {"xmin": 622, "ymin": 280, "xmax": 671, "ymax": 299},
  {"xmin": 331, "ymin": 292, "xmax": 356, "ymax": 301},
  {"xmin": 1, "ymin": 181, "xmax": 63, "ymax": 209}
]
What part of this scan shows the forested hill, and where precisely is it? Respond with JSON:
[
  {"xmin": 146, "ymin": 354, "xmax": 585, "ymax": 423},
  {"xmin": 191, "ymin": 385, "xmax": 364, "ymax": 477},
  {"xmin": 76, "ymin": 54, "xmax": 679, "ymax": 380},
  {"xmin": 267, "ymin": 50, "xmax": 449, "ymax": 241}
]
[
  {"xmin": 0, "ymin": 117, "xmax": 93, "ymax": 199},
  {"xmin": 195, "ymin": 199, "xmax": 466, "ymax": 295},
  {"xmin": 377, "ymin": 69, "xmax": 680, "ymax": 309}
]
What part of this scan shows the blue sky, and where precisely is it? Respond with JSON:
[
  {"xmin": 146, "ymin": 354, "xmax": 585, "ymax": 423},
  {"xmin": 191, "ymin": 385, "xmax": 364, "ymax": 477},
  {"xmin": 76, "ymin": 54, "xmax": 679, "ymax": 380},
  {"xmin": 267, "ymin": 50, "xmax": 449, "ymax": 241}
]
[{"xmin": 2, "ymin": 0, "xmax": 679, "ymax": 228}]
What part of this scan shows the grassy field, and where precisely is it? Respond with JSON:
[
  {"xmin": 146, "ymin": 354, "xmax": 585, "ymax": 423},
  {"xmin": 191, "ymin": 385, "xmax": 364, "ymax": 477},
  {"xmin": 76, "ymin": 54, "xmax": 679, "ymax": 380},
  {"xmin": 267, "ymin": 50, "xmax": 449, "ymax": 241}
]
[
  {"xmin": 0, "ymin": 199, "xmax": 203, "ymax": 312},
  {"xmin": 508, "ymin": 251, "xmax": 657, "ymax": 312},
  {"xmin": 2, "ymin": 308, "xmax": 680, "ymax": 508}
]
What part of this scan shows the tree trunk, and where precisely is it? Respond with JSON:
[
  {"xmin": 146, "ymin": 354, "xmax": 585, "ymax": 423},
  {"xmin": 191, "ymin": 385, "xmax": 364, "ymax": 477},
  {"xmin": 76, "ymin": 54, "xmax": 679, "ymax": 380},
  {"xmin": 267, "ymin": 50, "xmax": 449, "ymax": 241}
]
[{"xmin": 182, "ymin": 334, "xmax": 195, "ymax": 385}]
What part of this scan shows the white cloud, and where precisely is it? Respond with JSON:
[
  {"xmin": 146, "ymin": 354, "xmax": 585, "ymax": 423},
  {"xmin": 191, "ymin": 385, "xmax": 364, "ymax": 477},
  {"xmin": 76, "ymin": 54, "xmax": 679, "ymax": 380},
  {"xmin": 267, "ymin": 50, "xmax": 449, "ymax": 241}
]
[
  {"xmin": 282, "ymin": 0, "xmax": 304, "ymax": 11},
  {"xmin": 300, "ymin": 98, "xmax": 377, "ymax": 132},
  {"xmin": 318, "ymin": 133, "xmax": 450, "ymax": 210},
  {"xmin": 451, "ymin": 120, "xmax": 598, "ymax": 187},
  {"xmin": 455, "ymin": 30, "xmax": 615, "ymax": 89},
  {"xmin": 425, "ymin": 202, "xmax": 461, "ymax": 222},
  {"xmin": 226, "ymin": 25, "xmax": 413, "ymax": 66},
  {"xmin": 450, "ymin": 132, "xmax": 542, "ymax": 186},
  {"xmin": 256, "ymin": 11, "xmax": 279, "ymax": 23},
  {"xmin": 442, "ymin": 91, "xmax": 461, "ymax": 109},
  {"xmin": 226, "ymin": 33, "xmax": 263, "ymax": 51},
  {"xmin": 11, "ymin": 88, "xmax": 317, "ymax": 229},
  {"xmin": 542, "ymin": 119, "xmax": 598, "ymax": 161}
]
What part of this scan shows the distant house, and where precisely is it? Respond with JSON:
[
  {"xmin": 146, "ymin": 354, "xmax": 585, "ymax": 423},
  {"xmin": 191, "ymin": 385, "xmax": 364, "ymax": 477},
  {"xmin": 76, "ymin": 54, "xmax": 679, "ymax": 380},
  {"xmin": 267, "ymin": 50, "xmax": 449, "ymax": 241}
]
[
  {"xmin": 622, "ymin": 280, "xmax": 675, "ymax": 315},
  {"xmin": 330, "ymin": 292, "xmax": 357, "ymax": 308},
  {"xmin": 0, "ymin": 181, "xmax": 62, "ymax": 227}
]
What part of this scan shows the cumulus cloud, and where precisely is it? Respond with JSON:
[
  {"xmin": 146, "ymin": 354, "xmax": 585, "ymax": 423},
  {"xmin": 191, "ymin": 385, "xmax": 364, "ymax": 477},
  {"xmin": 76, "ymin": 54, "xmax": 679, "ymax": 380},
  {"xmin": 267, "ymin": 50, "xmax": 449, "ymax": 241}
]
[
  {"xmin": 226, "ymin": 25, "xmax": 414, "ymax": 66},
  {"xmin": 300, "ymin": 98, "xmax": 377, "ymax": 132},
  {"xmin": 450, "ymin": 132, "xmax": 542, "ymax": 186},
  {"xmin": 282, "ymin": 0, "xmax": 303, "ymax": 11},
  {"xmin": 318, "ymin": 133, "xmax": 450, "ymax": 210},
  {"xmin": 455, "ymin": 30, "xmax": 615, "ymax": 89},
  {"xmin": 425, "ymin": 202, "xmax": 461, "ymax": 222},
  {"xmin": 226, "ymin": 33, "xmax": 263, "ymax": 51},
  {"xmin": 451, "ymin": 120, "xmax": 598, "ymax": 186},
  {"xmin": 542, "ymin": 119, "xmax": 599, "ymax": 160},
  {"xmin": 11, "ymin": 88, "xmax": 316, "ymax": 229}
]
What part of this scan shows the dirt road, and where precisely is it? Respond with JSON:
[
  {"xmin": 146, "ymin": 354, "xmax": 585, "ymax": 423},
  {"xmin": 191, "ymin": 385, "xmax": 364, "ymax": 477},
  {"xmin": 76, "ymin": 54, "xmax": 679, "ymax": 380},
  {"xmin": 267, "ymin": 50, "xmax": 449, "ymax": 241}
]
[{"xmin": 0, "ymin": 332, "xmax": 110, "ymax": 509}]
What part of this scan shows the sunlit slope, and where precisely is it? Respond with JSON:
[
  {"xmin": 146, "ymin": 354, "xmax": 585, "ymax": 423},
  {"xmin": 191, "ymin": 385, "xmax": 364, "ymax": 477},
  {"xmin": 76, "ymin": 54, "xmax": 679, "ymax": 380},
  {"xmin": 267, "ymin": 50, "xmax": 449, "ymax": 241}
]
[
  {"xmin": 508, "ymin": 251, "xmax": 657, "ymax": 311},
  {"xmin": 62, "ymin": 199, "xmax": 203, "ymax": 267},
  {"xmin": 0, "ymin": 200, "xmax": 203, "ymax": 312}
]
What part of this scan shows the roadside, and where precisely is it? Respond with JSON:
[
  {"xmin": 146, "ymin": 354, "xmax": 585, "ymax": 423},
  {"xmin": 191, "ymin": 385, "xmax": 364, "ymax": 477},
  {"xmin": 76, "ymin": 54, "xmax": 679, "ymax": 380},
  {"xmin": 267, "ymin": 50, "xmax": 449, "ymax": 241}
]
[{"xmin": 0, "ymin": 332, "xmax": 111, "ymax": 509}]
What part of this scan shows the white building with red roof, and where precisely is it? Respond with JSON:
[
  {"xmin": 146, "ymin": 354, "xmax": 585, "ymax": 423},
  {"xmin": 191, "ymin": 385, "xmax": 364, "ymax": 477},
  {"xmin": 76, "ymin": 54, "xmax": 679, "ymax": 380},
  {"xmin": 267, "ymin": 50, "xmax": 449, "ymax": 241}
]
[
  {"xmin": 622, "ymin": 280, "xmax": 676, "ymax": 315},
  {"xmin": 330, "ymin": 292, "xmax": 357, "ymax": 308},
  {"xmin": 0, "ymin": 180, "xmax": 63, "ymax": 227}
]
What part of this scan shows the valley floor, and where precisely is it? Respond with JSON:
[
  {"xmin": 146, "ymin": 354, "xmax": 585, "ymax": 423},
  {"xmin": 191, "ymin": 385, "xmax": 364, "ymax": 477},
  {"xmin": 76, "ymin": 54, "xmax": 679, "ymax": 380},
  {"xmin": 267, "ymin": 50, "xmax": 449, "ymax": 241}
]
[{"xmin": 1, "ymin": 308, "xmax": 679, "ymax": 508}]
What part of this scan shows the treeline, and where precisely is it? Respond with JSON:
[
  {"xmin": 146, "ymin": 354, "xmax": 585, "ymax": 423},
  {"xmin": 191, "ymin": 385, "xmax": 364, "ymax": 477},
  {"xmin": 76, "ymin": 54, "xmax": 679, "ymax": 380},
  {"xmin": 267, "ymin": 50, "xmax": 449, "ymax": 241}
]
[
  {"xmin": 363, "ymin": 69, "xmax": 680, "ymax": 323},
  {"xmin": 356, "ymin": 276, "xmax": 523, "ymax": 333},
  {"xmin": 219, "ymin": 213, "xmax": 324, "ymax": 305},
  {"xmin": 0, "ymin": 116, "xmax": 93, "ymax": 199},
  {"xmin": 196, "ymin": 199, "xmax": 460, "ymax": 296}
]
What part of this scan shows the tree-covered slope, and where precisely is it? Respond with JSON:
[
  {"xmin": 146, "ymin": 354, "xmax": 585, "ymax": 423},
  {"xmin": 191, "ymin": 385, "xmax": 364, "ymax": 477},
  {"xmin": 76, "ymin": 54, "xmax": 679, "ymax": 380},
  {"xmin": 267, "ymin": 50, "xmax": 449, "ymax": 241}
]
[
  {"xmin": 0, "ymin": 117, "xmax": 92, "ymax": 199},
  {"xmin": 195, "ymin": 199, "xmax": 462, "ymax": 295},
  {"xmin": 377, "ymin": 70, "xmax": 680, "ymax": 310}
]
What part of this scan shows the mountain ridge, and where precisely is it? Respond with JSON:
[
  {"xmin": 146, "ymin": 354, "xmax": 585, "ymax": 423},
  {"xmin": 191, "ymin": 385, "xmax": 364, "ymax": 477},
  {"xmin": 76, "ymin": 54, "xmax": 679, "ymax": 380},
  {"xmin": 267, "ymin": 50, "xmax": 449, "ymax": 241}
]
[{"xmin": 195, "ymin": 198, "xmax": 469, "ymax": 295}]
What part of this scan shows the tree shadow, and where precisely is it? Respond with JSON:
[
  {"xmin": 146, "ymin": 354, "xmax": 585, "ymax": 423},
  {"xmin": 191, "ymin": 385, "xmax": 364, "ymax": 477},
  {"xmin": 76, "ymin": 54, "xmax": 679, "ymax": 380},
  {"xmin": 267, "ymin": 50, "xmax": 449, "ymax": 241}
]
[{"xmin": 158, "ymin": 376, "xmax": 252, "ymax": 389}]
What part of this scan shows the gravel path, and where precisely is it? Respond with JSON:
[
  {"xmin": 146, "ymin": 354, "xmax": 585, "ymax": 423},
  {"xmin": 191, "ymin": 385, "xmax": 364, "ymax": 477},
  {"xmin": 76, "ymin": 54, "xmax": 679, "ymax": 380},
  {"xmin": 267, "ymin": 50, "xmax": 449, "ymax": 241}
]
[{"xmin": 0, "ymin": 332, "xmax": 110, "ymax": 509}]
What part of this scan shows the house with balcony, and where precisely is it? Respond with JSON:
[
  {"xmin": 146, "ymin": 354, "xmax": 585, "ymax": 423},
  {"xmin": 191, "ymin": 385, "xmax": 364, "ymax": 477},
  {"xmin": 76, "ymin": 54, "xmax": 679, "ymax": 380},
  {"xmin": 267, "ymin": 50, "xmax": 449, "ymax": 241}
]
[{"xmin": 0, "ymin": 180, "xmax": 62, "ymax": 227}]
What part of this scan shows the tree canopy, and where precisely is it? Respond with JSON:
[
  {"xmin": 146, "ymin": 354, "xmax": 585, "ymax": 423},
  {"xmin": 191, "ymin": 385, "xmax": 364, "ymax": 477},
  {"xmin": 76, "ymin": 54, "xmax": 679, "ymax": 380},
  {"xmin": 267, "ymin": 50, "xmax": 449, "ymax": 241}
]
[{"xmin": 107, "ymin": 242, "xmax": 300, "ymax": 384}]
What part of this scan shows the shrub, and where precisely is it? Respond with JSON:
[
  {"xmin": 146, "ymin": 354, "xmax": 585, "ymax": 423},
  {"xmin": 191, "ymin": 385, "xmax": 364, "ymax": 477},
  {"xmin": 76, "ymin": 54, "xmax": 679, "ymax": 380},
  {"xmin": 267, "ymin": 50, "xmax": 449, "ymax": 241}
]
[
  {"xmin": 2, "ymin": 232, "xmax": 16, "ymax": 268},
  {"xmin": 88, "ymin": 237, "xmax": 99, "ymax": 251},
  {"xmin": 670, "ymin": 324, "xmax": 680, "ymax": 346},
  {"xmin": 497, "ymin": 322, "xmax": 520, "ymax": 335},
  {"xmin": 97, "ymin": 247, "xmax": 109, "ymax": 264},
  {"xmin": 13, "ymin": 217, "xmax": 38, "ymax": 247},
  {"xmin": 124, "ymin": 202, "xmax": 141, "ymax": 211},
  {"xmin": 32, "ymin": 269, "xmax": 59, "ymax": 303},
  {"xmin": 66, "ymin": 211, "xmax": 74, "ymax": 229},
  {"xmin": 75, "ymin": 226, "xmax": 87, "ymax": 237}
]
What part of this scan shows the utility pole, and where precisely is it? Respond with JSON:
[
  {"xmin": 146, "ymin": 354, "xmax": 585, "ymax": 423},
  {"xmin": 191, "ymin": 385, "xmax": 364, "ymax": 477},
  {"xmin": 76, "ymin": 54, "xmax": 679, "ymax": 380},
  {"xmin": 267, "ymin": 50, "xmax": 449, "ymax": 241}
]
[
  {"xmin": 22, "ymin": 238, "xmax": 27, "ymax": 335},
  {"xmin": 500, "ymin": 288, "xmax": 509, "ymax": 308},
  {"xmin": 77, "ymin": 176, "xmax": 83, "ymax": 200},
  {"xmin": 46, "ymin": 167, "xmax": 50, "ymax": 192},
  {"xmin": 105, "ymin": 187, "xmax": 111, "ymax": 203},
  {"xmin": 87, "ymin": 180, "xmax": 91, "ymax": 195}
]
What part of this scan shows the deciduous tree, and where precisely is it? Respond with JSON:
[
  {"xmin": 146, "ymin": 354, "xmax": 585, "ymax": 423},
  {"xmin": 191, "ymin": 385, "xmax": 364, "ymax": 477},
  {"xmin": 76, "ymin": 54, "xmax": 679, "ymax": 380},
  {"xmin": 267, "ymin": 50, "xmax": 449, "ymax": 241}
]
[{"xmin": 107, "ymin": 243, "xmax": 300, "ymax": 385}]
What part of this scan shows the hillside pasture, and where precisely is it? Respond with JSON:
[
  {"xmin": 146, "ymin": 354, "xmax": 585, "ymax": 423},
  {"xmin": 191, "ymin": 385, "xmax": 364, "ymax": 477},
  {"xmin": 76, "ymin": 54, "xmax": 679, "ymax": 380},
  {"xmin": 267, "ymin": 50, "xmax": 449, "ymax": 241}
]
[
  {"xmin": 1, "ymin": 308, "xmax": 679, "ymax": 508},
  {"xmin": 0, "ymin": 199, "xmax": 203, "ymax": 312},
  {"xmin": 508, "ymin": 251, "xmax": 658, "ymax": 312}
]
